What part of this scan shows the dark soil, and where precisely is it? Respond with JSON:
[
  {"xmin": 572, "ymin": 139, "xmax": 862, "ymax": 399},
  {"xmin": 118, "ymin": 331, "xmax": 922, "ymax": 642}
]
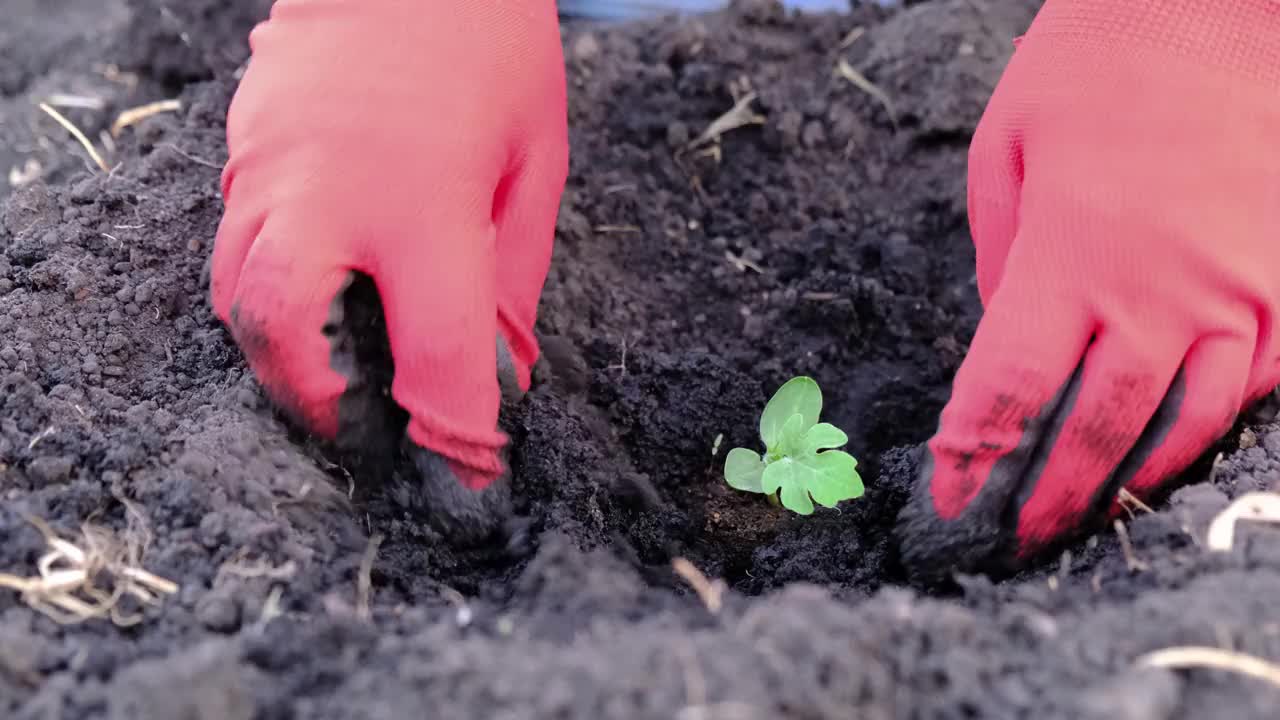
[{"xmin": 3, "ymin": 1, "xmax": 1280, "ymax": 718}]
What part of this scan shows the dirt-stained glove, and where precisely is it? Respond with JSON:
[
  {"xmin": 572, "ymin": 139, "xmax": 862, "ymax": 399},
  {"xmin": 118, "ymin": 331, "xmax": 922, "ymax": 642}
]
[
  {"xmin": 210, "ymin": 0, "xmax": 567, "ymax": 542},
  {"xmin": 897, "ymin": 0, "xmax": 1280, "ymax": 581}
]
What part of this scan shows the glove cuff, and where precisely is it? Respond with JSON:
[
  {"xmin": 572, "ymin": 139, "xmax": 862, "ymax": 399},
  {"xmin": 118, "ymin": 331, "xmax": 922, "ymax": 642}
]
[{"xmin": 1028, "ymin": 0, "xmax": 1280, "ymax": 89}]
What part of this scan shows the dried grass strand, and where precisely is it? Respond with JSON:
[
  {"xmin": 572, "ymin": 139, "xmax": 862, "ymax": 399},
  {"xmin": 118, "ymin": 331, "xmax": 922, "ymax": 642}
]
[{"xmin": 37, "ymin": 102, "xmax": 109, "ymax": 173}]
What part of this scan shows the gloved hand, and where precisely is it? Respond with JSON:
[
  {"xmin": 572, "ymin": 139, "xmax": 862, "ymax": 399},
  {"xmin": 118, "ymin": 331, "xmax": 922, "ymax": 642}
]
[
  {"xmin": 211, "ymin": 0, "xmax": 567, "ymax": 541},
  {"xmin": 897, "ymin": 0, "xmax": 1280, "ymax": 581}
]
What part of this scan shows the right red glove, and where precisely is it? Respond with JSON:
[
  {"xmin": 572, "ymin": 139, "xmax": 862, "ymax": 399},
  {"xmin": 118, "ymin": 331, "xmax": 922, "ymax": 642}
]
[
  {"xmin": 211, "ymin": 1, "xmax": 567, "ymax": 509},
  {"xmin": 898, "ymin": 0, "xmax": 1280, "ymax": 580}
]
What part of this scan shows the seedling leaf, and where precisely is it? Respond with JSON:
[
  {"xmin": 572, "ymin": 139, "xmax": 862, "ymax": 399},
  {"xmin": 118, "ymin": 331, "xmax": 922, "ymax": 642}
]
[
  {"xmin": 761, "ymin": 458, "xmax": 786, "ymax": 496},
  {"xmin": 762, "ymin": 457, "xmax": 813, "ymax": 513},
  {"xmin": 760, "ymin": 376, "xmax": 821, "ymax": 448},
  {"xmin": 803, "ymin": 423, "xmax": 848, "ymax": 452},
  {"xmin": 775, "ymin": 413, "xmax": 807, "ymax": 458},
  {"xmin": 725, "ymin": 376, "xmax": 864, "ymax": 516},
  {"xmin": 725, "ymin": 448, "xmax": 766, "ymax": 493},
  {"xmin": 804, "ymin": 451, "xmax": 863, "ymax": 508},
  {"xmin": 779, "ymin": 473, "xmax": 816, "ymax": 515}
]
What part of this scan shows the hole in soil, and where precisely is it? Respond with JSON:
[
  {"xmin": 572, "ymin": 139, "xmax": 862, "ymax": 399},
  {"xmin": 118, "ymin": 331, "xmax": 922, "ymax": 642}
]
[{"xmin": 320, "ymin": 272, "xmax": 949, "ymax": 605}]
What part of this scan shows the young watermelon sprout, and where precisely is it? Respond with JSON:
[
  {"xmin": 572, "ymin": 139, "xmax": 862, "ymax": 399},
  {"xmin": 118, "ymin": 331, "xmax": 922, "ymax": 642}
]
[{"xmin": 723, "ymin": 376, "xmax": 864, "ymax": 515}]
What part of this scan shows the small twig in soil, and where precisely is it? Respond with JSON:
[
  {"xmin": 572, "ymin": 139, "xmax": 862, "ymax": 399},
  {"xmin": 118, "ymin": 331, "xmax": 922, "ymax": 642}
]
[
  {"xmin": 1048, "ymin": 551, "xmax": 1069, "ymax": 590},
  {"xmin": 356, "ymin": 532, "xmax": 383, "ymax": 622},
  {"xmin": 1206, "ymin": 491, "xmax": 1280, "ymax": 552},
  {"xmin": 215, "ymin": 556, "xmax": 298, "ymax": 586},
  {"xmin": 0, "ymin": 514, "xmax": 178, "ymax": 627},
  {"xmin": 1057, "ymin": 549, "xmax": 1072, "ymax": 583},
  {"xmin": 1207, "ymin": 451, "xmax": 1226, "ymax": 485},
  {"xmin": 594, "ymin": 224, "xmax": 642, "ymax": 235},
  {"xmin": 270, "ymin": 482, "xmax": 314, "ymax": 516},
  {"xmin": 686, "ymin": 92, "xmax": 765, "ymax": 151},
  {"xmin": 111, "ymin": 486, "xmax": 154, "ymax": 550},
  {"xmin": 159, "ymin": 143, "xmax": 223, "ymax": 170},
  {"xmin": 315, "ymin": 457, "xmax": 357, "ymax": 500},
  {"xmin": 671, "ymin": 149, "xmax": 714, "ymax": 207},
  {"xmin": 838, "ymin": 26, "xmax": 865, "ymax": 49},
  {"xmin": 1138, "ymin": 646, "xmax": 1280, "ymax": 689},
  {"xmin": 111, "ymin": 99, "xmax": 183, "ymax": 137},
  {"xmin": 694, "ymin": 145, "xmax": 723, "ymax": 164},
  {"xmin": 672, "ymin": 557, "xmax": 725, "ymax": 614},
  {"xmin": 834, "ymin": 58, "xmax": 897, "ymax": 131},
  {"xmin": 1117, "ymin": 488, "xmax": 1155, "ymax": 517},
  {"xmin": 605, "ymin": 336, "xmax": 632, "ymax": 376},
  {"xmin": 45, "ymin": 93, "xmax": 106, "ymax": 111},
  {"xmin": 688, "ymin": 172, "xmax": 712, "ymax": 205},
  {"xmin": 27, "ymin": 425, "xmax": 55, "ymax": 450},
  {"xmin": 724, "ymin": 250, "xmax": 762, "ymax": 274},
  {"xmin": 256, "ymin": 585, "xmax": 284, "ymax": 628},
  {"xmin": 37, "ymin": 102, "xmax": 109, "ymax": 174},
  {"xmin": 1113, "ymin": 520, "xmax": 1148, "ymax": 573},
  {"xmin": 705, "ymin": 434, "xmax": 726, "ymax": 484}
]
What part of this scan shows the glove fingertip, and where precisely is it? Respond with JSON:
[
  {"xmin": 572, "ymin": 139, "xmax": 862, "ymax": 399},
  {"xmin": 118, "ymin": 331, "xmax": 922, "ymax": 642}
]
[
  {"xmin": 227, "ymin": 254, "xmax": 353, "ymax": 438},
  {"xmin": 209, "ymin": 206, "xmax": 267, "ymax": 325},
  {"xmin": 894, "ymin": 443, "xmax": 1006, "ymax": 587}
]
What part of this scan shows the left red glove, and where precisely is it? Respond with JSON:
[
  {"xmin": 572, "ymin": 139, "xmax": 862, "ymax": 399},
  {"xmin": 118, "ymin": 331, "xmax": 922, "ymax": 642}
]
[{"xmin": 211, "ymin": 0, "xmax": 568, "ymax": 497}]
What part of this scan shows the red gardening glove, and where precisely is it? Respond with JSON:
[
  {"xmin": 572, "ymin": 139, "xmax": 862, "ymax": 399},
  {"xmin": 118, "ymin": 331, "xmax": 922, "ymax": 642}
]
[
  {"xmin": 898, "ymin": 0, "xmax": 1280, "ymax": 580},
  {"xmin": 210, "ymin": 0, "xmax": 567, "ymax": 537}
]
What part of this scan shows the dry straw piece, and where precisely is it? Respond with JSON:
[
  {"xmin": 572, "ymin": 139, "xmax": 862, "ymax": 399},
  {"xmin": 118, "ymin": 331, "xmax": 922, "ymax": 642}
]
[
  {"xmin": 0, "ymin": 514, "xmax": 178, "ymax": 627},
  {"xmin": 111, "ymin": 98, "xmax": 183, "ymax": 137},
  {"xmin": 1138, "ymin": 646, "xmax": 1280, "ymax": 689},
  {"xmin": 1206, "ymin": 491, "xmax": 1280, "ymax": 552},
  {"xmin": 834, "ymin": 57, "xmax": 897, "ymax": 130},
  {"xmin": 672, "ymin": 557, "xmax": 725, "ymax": 614},
  {"xmin": 37, "ymin": 102, "xmax": 109, "ymax": 173},
  {"xmin": 686, "ymin": 92, "xmax": 765, "ymax": 151}
]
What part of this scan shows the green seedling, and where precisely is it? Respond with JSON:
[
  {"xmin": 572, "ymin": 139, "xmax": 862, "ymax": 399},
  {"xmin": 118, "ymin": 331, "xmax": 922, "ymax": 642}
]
[{"xmin": 723, "ymin": 376, "xmax": 864, "ymax": 515}]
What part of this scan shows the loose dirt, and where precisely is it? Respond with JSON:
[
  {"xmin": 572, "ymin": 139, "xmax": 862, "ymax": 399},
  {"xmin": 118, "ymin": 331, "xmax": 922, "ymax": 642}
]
[{"xmin": 3, "ymin": 1, "xmax": 1280, "ymax": 718}]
